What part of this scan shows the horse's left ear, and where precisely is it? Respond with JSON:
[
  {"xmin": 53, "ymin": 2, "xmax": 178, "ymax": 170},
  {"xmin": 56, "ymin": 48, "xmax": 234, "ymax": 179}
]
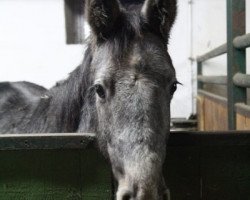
[
  {"xmin": 85, "ymin": 0, "xmax": 121, "ymax": 39},
  {"xmin": 141, "ymin": 0, "xmax": 177, "ymax": 41}
]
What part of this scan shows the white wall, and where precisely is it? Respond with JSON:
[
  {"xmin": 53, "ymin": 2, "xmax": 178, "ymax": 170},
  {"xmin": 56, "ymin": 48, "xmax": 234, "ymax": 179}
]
[
  {"xmin": 169, "ymin": 0, "xmax": 193, "ymax": 118},
  {"xmin": 191, "ymin": 0, "xmax": 250, "ymax": 97},
  {"xmin": 0, "ymin": 0, "xmax": 193, "ymax": 119},
  {"xmin": 0, "ymin": 0, "xmax": 84, "ymax": 88},
  {"xmin": 192, "ymin": 0, "xmax": 227, "ymax": 75}
]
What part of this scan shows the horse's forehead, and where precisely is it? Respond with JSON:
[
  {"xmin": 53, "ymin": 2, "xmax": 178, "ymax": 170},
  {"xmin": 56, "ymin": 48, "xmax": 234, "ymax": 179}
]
[
  {"xmin": 94, "ymin": 37, "xmax": 173, "ymax": 82},
  {"xmin": 129, "ymin": 40, "xmax": 167, "ymax": 63}
]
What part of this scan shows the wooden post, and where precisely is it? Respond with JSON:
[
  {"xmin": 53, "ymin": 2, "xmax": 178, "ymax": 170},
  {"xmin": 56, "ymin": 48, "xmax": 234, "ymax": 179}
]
[
  {"xmin": 226, "ymin": 0, "xmax": 246, "ymax": 130},
  {"xmin": 197, "ymin": 61, "xmax": 203, "ymax": 90},
  {"xmin": 64, "ymin": 0, "xmax": 85, "ymax": 44}
]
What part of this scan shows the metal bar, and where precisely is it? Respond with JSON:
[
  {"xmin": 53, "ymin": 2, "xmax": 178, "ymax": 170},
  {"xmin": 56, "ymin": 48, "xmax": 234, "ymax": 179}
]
[
  {"xmin": 197, "ymin": 75, "xmax": 227, "ymax": 85},
  {"xmin": 235, "ymin": 103, "xmax": 250, "ymax": 118},
  {"xmin": 233, "ymin": 33, "xmax": 250, "ymax": 49},
  {"xmin": 233, "ymin": 72, "xmax": 250, "ymax": 88},
  {"xmin": 227, "ymin": 0, "xmax": 246, "ymax": 130},
  {"xmin": 197, "ymin": 62, "xmax": 203, "ymax": 89},
  {"xmin": 196, "ymin": 44, "xmax": 227, "ymax": 62},
  {"xmin": 196, "ymin": 32, "xmax": 250, "ymax": 62}
]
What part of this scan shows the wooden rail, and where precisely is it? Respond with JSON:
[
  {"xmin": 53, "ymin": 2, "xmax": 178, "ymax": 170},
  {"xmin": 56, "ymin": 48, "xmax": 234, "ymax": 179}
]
[
  {"xmin": 196, "ymin": 0, "xmax": 249, "ymax": 130},
  {"xmin": 0, "ymin": 133, "xmax": 95, "ymax": 150},
  {"xmin": 1, "ymin": 131, "xmax": 250, "ymax": 150}
]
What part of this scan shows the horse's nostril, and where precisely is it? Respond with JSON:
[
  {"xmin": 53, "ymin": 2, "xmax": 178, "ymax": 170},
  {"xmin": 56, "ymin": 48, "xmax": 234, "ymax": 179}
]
[{"xmin": 122, "ymin": 192, "xmax": 132, "ymax": 200}]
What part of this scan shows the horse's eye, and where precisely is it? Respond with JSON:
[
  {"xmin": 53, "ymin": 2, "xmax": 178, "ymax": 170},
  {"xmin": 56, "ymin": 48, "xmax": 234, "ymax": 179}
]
[
  {"xmin": 170, "ymin": 82, "xmax": 177, "ymax": 95},
  {"xmin": 95, "ymin": 84, "xmax": 106, "ymax": 99}
]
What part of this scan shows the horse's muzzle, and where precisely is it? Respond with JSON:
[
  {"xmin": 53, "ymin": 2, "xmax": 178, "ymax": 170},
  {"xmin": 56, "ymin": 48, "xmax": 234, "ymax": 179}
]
[{"xmin": 116, "ymin": 184, "xmax": 170, "ymax": 200}]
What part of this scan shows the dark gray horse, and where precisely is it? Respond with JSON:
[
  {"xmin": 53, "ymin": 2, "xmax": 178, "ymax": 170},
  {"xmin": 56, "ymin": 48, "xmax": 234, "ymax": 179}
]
[{"xmin": 0, "ymin": 0, "xmax": 177, "ymax": 199}]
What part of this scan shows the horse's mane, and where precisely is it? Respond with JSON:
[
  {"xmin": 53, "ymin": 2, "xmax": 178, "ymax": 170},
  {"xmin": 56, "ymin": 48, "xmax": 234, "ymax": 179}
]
[{"xmin": 37, "ymin": 46, "xmax": 95, "ymax": 133}]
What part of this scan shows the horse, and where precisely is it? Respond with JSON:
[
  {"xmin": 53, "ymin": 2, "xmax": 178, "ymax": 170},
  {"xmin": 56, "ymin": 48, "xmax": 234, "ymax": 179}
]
[{"xmin": 0, "ymin": 0, "xmax": 177, "ymax": 199}]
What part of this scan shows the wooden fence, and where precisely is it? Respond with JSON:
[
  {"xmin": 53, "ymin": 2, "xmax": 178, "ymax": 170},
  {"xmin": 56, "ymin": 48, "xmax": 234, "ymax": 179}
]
[
  {"xmin": 197, "ymin": 0, "xmax": 250, "ymax": 131},
  {"xmin": 1, "ymin": 132, "xmax": 250, "ymax": 200}
]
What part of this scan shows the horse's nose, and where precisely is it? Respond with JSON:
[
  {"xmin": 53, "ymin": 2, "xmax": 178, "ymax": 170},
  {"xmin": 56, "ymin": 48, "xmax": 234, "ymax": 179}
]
[
  {"xmin": 122, "ymin": 192, "xmax": 132, "ymax": 200},
  {"xmin": 117, "ymin": 188, "xmax": 133, "ymax": 200}
]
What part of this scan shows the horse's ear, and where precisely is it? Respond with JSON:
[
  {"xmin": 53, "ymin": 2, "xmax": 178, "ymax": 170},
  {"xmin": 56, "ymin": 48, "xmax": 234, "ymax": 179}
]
[
  {"xmin": 85, "ymin": 0, "xmax": 121, "ymax": 39},
  {"xmin": 141, "ymin": 0, "xmax": 177, "ymax": 41}
]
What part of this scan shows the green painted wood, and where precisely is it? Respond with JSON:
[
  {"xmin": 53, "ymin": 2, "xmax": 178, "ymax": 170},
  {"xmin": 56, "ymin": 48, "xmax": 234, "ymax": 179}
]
[
  {"xmin": 227, "ymin": 0, "xmax": 246, "ymax": 130},
  {"xmin": 0, "ymin": 148, "xmax": 113, "ymax": 200},
  {"xmin": 200, "ymin": 146, "xmax": 250, "ymax": 200},
  {"xmin": 163, "ymin": 145, "xmax": 250, "ymax": 200},
  {"xmin": 164, "ymin": 147, "xmax": 200, "ymax": 200},
  {"xmin": 0, "ymin": 133, "xmax": 95, "ymax": 150},
  {"xmin": 1, "ymin": 133, "xmax": 250, "ymax": 199}
]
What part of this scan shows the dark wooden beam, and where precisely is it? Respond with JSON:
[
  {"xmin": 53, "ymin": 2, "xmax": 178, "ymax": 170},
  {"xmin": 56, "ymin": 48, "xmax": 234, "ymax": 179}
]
[
  {"xmin": 64, "ymin": 0, "xmax": 85, "ymax": 44},
  {"xmin": 1, "ymin": 131, "xmax": 250, "ymax": 150}
]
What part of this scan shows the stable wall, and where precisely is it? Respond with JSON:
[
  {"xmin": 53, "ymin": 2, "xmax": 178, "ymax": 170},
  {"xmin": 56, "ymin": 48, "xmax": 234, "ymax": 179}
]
[
  {"xmin": 0, "ymin": 0, "xmax": 193, "ymax": 119},
  {"xmin": 0, "ymin": 0, "xmax": 84, "ymax": 88}
]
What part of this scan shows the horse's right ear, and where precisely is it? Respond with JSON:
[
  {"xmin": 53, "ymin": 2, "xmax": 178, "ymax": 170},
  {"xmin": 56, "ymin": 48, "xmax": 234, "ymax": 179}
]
[{"xmin": 85, "ymin": 0, "xmax": 121, "ymax": 39}]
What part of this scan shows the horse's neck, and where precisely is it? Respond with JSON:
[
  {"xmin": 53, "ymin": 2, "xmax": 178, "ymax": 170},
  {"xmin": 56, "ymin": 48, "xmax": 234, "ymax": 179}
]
[
  {"xmin": 31, "ymin": 47, "xmax": 96, "ymax": 133},
  {"xmin": 47, "ymin": 67, "xmax": 85, "ymax": 132}
]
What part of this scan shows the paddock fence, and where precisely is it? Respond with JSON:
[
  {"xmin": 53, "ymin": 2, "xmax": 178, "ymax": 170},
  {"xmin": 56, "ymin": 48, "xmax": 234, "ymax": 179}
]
[{"xmin": 196, "ymin": 0, "xmax": 250, "ymax": 131}]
